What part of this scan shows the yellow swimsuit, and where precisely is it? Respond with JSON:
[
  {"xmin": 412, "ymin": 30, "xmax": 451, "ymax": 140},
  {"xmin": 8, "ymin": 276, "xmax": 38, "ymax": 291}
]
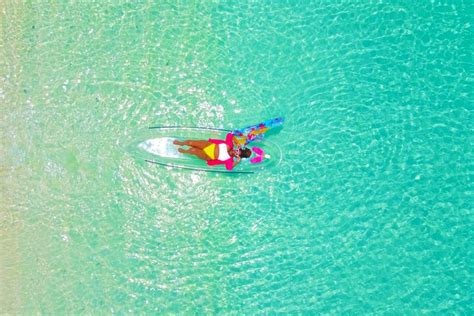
[{"xmin": 203, "ymin": 144, "xmax": 216, "ymax": 159}]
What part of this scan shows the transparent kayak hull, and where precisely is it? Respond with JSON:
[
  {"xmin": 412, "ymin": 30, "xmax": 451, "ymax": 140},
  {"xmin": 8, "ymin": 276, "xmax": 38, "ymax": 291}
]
[{"xmin": 129, "ymin": 127, "xmax": 282, "ymax": 174}]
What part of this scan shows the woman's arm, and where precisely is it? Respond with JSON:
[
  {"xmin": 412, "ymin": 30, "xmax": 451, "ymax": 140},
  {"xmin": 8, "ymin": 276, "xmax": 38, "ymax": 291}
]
[{"xmin": 232, "ymin": 156, "xmax": 241, "ymax": 168}]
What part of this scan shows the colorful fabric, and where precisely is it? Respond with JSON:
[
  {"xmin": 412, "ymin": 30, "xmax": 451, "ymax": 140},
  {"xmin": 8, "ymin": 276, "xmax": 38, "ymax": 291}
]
[
  {"xmin": 232, "ymin": 117, "xmax": 284, "ymax": 146},
  {"xmin": 203, "ymin": 144, "xmax": 216, "ymax": 159},
  {"xmin": 250, "ymin": 147, "xmax": 264, "ymax": 164}
]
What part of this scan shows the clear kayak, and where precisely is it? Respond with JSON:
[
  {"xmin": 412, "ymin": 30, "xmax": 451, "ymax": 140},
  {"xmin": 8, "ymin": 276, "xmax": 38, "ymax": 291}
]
[{"xmin": 130, "ymin": 126, "xmax": 283, "ymax": 174}]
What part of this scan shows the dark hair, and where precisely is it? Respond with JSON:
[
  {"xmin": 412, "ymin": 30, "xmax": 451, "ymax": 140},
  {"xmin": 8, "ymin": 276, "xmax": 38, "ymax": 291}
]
[{"xmin": 240, "ymin": 147, "xmax": 251, "ymax": 158}]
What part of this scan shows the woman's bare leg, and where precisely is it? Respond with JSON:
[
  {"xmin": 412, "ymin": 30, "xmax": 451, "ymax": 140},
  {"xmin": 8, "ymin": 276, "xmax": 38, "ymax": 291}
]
[
  {"xmin": 173, "ymin": 139, "xmax": 211, "ymax": 149},
  {"xmin": 173, "ymin": 140, "xmax": 186, "ymax": 146},
  {"xmin": 178, "ymin": 147, "xmax": 209, "ymax": 160}
]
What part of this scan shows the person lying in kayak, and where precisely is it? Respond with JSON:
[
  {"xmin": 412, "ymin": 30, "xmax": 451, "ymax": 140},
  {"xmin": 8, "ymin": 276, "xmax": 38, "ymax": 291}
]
[{"xmin": 173, "ymin": 133, "xmax": 251, "ymax": 170}]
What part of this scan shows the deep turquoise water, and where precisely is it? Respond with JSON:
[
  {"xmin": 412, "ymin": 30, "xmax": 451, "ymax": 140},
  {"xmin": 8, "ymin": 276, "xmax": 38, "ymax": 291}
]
[{"xmin": 1, "ymin": 1, "xmax": 472, "ymax": 314}]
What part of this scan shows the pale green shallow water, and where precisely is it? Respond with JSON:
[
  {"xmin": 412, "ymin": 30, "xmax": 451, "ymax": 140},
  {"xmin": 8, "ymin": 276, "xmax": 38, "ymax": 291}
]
[{"xmin": 1, "ymin": 1, "xmax": 472, "ymax": 314}]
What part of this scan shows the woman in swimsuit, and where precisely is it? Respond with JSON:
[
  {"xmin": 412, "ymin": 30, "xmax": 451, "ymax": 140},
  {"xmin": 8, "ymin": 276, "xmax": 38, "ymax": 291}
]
[{"xmin": 173, "ymin": 133, "xmax": 251, "ymax": 170}]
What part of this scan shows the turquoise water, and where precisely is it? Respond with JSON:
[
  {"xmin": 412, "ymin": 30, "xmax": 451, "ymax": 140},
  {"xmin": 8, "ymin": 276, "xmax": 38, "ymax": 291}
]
[{"xmin": 1, "ymin": 1, "xmax": 472, "ymax": 314}]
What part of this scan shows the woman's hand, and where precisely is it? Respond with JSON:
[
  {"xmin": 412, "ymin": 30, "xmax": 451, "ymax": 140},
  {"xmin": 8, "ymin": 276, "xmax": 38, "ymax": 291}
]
[{"xmin": 232, "ymin": 136, "xmax": 242, "ymax": 148}]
